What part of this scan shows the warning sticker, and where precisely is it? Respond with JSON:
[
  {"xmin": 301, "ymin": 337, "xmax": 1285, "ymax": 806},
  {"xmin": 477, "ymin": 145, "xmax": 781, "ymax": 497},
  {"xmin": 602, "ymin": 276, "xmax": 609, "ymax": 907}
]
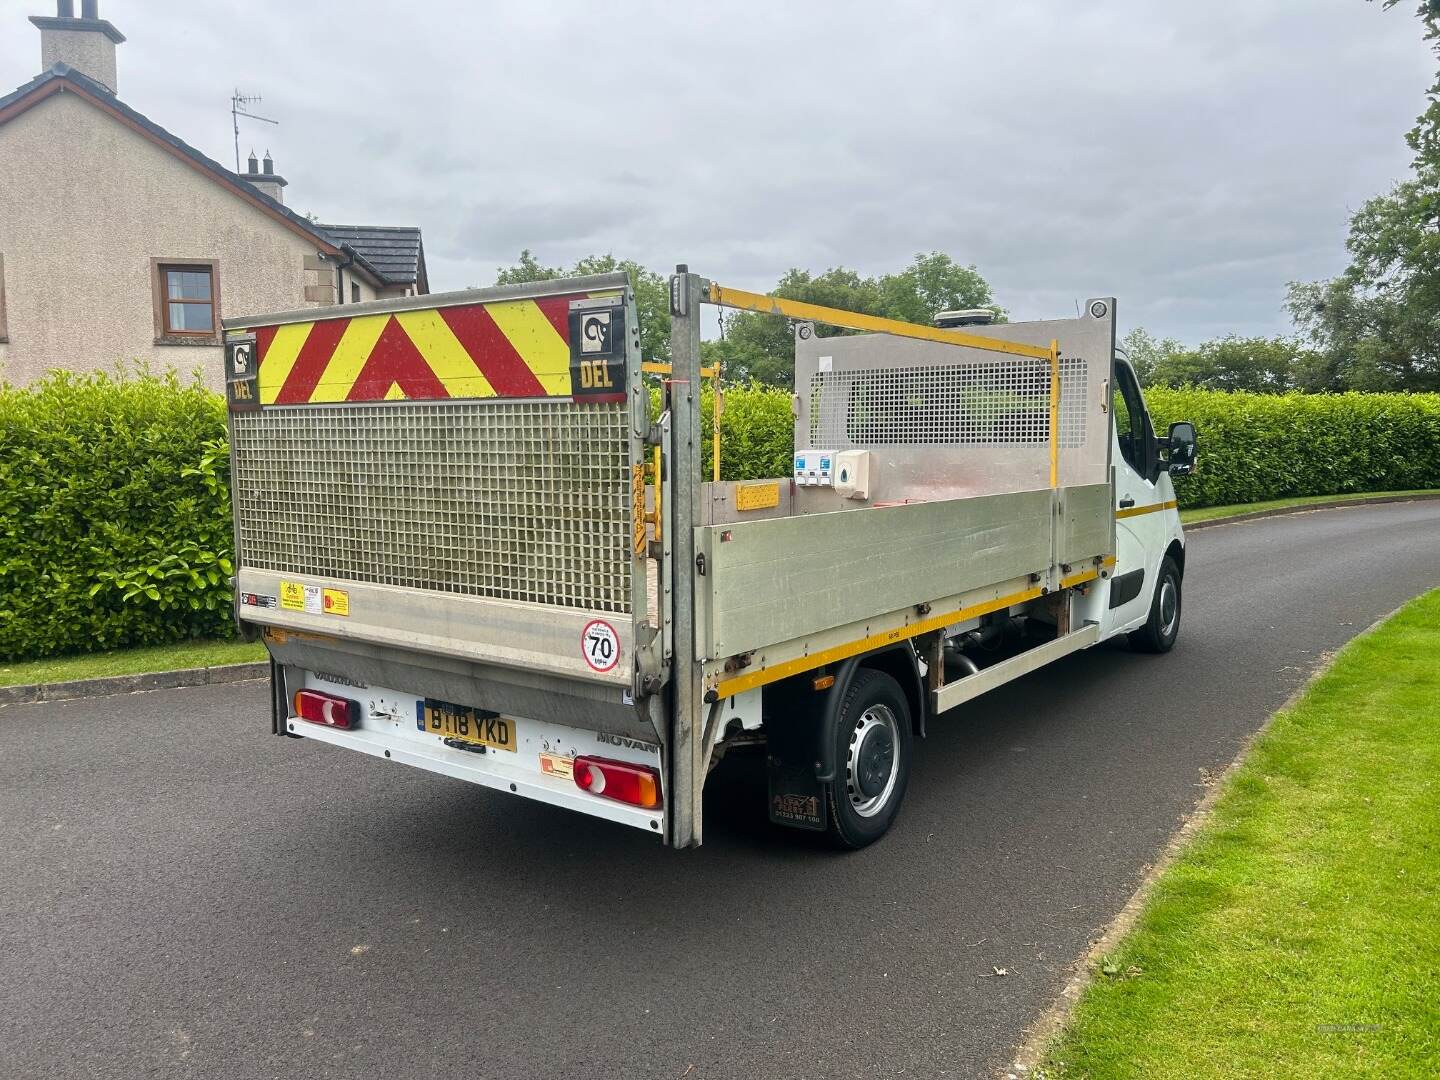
[
  {"xmin": 322, "ymin": 588, "xmax": 349, "ymax": 617},
  {"xmin": 581, "ymin": 619, "xmax": 621, "ymax": 673},
  {"xmin": 280, "ymin": 581, "xmax": 322, "ymax": 614}
]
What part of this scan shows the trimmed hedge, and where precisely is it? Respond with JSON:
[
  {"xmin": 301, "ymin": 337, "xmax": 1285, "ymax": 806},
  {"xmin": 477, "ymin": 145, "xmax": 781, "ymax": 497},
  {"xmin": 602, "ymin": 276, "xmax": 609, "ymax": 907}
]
[
  {"xmin": 0, "ymin": 370, "xmax": 235, "ymax": 661},
  {"xmin": 703, "ymin": 384, "xmax": 1440, "ymax": 508},
  {"xmin": 1142, "ymin": 389, "xmax": 1440, "ymax": 508},
  {"xmin": 2, "ymin": 372, "xmax": 1436, "ymax": 663}
]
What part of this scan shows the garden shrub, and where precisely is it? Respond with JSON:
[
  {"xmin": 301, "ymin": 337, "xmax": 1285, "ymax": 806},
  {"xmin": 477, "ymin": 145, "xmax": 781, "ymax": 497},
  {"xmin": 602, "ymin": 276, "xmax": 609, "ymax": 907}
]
[{"xmin": 0, "ymin": 368, "xmax": 234, "ymax": 661}]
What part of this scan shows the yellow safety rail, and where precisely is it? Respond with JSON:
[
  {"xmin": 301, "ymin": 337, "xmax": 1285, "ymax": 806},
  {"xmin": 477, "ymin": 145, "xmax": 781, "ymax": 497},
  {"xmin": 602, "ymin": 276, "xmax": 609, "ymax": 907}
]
[{"xmin": 704, "ymin": 283, "xmax": 1063, "ymax": 489}]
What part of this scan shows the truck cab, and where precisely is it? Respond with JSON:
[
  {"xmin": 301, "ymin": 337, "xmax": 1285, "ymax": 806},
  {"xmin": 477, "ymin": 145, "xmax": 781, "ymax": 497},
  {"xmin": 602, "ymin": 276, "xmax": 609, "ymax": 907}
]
[{"xmin": 1101, "ymin": 350, "xmax": 1195, "ymax": 649}]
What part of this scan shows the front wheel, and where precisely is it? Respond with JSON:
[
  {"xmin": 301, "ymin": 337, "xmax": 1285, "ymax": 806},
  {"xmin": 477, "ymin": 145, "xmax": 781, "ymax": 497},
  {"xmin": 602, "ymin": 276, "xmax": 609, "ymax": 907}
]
[
  {"xmin": 828, "ymin": 669, "xmax": 913, "ymax": 849},
  {"xmin": 1129, "ymin": 555, "xmax": 1182, "ymax": 654}
]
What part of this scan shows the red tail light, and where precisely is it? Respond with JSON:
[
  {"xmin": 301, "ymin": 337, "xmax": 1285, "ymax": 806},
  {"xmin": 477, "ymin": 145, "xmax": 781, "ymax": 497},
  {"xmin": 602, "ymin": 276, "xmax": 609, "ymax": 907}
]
[
  {"xmin": 573, "ymin": 756, "xmax": 662, "ymax": 810},
  {"xmin": 293, "ymin": 689, "xmax": 359, "ymax": 730}
]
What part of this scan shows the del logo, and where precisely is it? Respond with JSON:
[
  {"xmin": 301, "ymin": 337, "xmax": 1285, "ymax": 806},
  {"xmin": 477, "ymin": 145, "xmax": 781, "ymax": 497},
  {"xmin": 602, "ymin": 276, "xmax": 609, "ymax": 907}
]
[{"xmin": 576, "ymin": 357, "xmax": 615, "ymax": 390}]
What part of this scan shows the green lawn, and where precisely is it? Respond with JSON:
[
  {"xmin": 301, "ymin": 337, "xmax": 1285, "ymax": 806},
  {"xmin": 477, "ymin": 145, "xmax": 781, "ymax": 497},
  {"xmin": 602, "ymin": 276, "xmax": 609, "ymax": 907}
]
[
  {"xmin": 1180, "ymin": 488, "xmax": 1438, "ymax": 524},
  {"xmin": 1040, "ymin": 589, "xmax": 1440, "ymax": 1078},
  {"xmin": 0, "ymin": 638, "xmax": 266, "ymax": 687}
]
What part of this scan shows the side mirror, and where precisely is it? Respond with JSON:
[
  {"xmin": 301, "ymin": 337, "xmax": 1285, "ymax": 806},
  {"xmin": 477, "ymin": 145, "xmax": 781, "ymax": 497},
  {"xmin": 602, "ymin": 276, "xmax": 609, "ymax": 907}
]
[{"xmin": 1166, "ymin": 421, "xmax": 1197, "ymax": 476}]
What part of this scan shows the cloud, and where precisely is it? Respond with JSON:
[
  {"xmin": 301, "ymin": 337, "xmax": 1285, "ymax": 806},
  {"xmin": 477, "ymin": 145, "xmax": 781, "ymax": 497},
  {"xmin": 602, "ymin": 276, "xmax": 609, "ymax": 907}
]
[{"xmin": 2, "ymin": 0, "xmax": 1430, "ymax": 343}]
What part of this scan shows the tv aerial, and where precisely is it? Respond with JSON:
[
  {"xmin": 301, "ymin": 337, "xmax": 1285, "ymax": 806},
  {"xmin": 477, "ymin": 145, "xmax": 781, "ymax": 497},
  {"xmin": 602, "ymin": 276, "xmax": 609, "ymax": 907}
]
[{"xmin": 231, "ymin": 90, "xmax": 278, "ymax": 173}]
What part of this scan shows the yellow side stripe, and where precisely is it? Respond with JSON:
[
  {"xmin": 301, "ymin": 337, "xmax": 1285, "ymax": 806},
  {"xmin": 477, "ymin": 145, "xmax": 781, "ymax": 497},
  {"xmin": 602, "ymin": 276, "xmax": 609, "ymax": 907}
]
[
  {"xmin": 1116, "ymin": 499, "xmax": 1179, "ymax": 519},
  {"xmin": 394, "ymin": 309, "xmax": 496, "ymax": 399},
  {"xmin": 257, "ymin": 322, "xmax": 313, "ymax": 405},
  {"xmin": 486, "ymin": 299, "xmax": 571, "ymax": 396},
  {"xmin": 713, "ymin": 585, "xmax": 1045, "ymax": 699}
]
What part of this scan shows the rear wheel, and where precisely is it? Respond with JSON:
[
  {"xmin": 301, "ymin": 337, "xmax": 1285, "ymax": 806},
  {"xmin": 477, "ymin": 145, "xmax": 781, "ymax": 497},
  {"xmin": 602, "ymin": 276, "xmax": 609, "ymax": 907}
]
[
  {"xmin": 828, "ymin": 669, "xmax": 912, "ymax": 849},
  {"xmin": 1129, "ymin": 555, "xmax": 1182, "ymax": 654}
]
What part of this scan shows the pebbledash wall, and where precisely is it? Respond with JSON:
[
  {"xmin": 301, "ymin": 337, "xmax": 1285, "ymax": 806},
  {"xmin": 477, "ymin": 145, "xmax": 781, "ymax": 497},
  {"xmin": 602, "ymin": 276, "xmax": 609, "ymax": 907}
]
[{"xmin": 0, "ymin": 90, "xmax": 374, "ymax": 390}]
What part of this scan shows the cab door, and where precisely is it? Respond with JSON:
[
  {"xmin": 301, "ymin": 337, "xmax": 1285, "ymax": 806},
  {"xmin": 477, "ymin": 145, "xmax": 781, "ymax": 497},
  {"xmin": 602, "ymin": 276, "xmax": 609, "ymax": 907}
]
[{"xmin": 1102, "ymin": 358, "xmax": 1166, "ymax": 636}]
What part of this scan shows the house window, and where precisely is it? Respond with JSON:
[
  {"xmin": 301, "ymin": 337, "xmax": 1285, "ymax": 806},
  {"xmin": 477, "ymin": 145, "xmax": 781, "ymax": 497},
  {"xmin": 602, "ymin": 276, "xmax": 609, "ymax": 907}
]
[
  {"xmin": 151, "ymin": 259, "xmax": 220, "ymax": 343},
  {"xmin": 351, "ymin": 281, "xmax": 360, "ymax": 303},
  {"xmin": 161, "ymin": 265, "xmax": 214, "ymax": 334}
]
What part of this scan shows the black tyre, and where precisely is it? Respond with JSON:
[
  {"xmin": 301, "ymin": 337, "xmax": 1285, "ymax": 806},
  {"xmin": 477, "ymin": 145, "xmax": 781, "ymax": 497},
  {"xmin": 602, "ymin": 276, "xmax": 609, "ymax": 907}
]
[
  {"xmin": 828, "ymin": 669, "xmax": 913, "ymax": 849},
  {"xmin": 1129, "ymin": 555, "xmax": 1182, "ymax": 654}
]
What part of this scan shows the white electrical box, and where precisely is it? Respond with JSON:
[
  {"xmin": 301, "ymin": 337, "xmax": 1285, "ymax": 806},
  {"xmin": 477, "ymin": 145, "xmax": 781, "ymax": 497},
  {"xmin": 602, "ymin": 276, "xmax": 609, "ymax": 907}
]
[
  {"xmin": 833, "ymin": 449, "xmax": 872, "ymax": 500},
  {"xmin": 792, "ymin": 450, "xmax": 835, "ymax": 487}
]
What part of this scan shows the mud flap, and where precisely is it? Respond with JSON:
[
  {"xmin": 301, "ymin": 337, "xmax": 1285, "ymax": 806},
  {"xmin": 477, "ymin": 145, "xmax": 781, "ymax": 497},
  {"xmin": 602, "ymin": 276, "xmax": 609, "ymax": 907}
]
[
  {"xmin": 764, "ymin": 678, "xmax": 831, "ymax": 831},
  {"xmin": 767, "ymin": 757, "xmax": 827, "ymax": 830}
]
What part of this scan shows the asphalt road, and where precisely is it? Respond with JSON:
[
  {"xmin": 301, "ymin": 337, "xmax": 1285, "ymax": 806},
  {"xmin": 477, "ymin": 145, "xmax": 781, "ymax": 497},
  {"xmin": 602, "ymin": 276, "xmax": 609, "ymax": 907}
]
[{"xmin": 3, "ymin": 502, "xmax": 1438, "ymax": 1080}]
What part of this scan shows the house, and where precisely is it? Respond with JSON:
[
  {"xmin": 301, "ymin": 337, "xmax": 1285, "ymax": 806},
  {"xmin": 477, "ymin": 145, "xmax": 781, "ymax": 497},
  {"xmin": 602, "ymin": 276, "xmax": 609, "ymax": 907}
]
[{"xmin": 0, "ymin": 2, "xmax": 429, "ymax": 390}]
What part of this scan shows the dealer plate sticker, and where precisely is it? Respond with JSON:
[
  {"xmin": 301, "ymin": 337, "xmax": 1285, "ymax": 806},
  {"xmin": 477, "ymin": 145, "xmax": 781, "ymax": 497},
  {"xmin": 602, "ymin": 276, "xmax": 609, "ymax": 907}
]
[
  {"xmin": 581, "ymin": 619, "xmax": 620, "ymax": 672},
  {"xmin": 280, "ymin": 581, "xmax": 322, "ymax": 614},
  {"xmin": 539, "ymin": 752, "xmax": 574, "ymax": 780}
]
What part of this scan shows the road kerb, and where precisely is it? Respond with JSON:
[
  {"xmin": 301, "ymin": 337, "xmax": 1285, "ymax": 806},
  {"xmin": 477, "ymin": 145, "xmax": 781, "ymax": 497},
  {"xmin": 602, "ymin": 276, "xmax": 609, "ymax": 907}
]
[
  {"xmin": 0, "ymin": 662, "xmax": 268, "ymax": 707},
  {"xmin": 1185, "ymin": 491, "xmax": 1440, "ymax": 530}
]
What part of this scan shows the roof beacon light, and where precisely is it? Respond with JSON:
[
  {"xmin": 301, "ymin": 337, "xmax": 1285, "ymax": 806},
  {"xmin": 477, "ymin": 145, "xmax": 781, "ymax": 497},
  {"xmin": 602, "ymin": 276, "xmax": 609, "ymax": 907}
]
[{"xmin": 933, "ymin": 308, "xmax": 996, "ymax": 328}]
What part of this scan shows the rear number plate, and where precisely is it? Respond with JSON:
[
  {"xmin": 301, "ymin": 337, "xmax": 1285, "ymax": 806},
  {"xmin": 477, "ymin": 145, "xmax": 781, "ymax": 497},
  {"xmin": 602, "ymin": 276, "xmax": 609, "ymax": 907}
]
[{"xmin": 418, "ymin": 700, "xmax": 517, "ymax": 752}]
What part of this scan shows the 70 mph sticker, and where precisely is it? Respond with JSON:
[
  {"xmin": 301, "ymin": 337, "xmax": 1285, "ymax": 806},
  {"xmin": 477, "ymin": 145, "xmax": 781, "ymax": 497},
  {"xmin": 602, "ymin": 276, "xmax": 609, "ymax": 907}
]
[{"xmin": 581, "ymin": 620, "xmax": 621, "ymax": 673}]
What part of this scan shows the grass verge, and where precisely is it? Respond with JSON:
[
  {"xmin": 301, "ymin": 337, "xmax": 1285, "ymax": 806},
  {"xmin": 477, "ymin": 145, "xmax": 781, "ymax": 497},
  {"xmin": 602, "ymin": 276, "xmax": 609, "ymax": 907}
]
[
  {"xmin": 1039, "ymin": 589, "xmax": 1440, "ymax": 1078},
  {"xmin": 1179, "ymin": 488, "xmax": 1438, "ymax": 524},
  {"xmin": 0, "ymin": 638, "xmax": 266, "ymax": 687}
]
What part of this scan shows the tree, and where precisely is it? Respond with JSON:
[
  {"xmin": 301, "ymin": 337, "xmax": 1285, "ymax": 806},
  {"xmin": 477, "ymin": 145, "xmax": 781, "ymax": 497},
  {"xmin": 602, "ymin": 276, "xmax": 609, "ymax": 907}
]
[
  {"xmin": 1284, "ymin": 2, "xmax": 1440, "ymax": 391},
  {"xmin": 705, "ymin": 252, "xmax": 1001, "ymax": 386},
  {"xmin": 1122, "ymin": 327, "xmax": 1336, "ymax": 392},
  {"xmin": 877, "ymin": 252, "xmax": 1000, "ymax": 327},
  {"xmin": 1150, "ymin": 335, "xmax": 1326, "ymax": 393},
  {"xmin": 494, "ymin": 250, "xmax": 672, "ymax": 362},
  {"xmin": 491, "ymin": 250, "xmax": 1000, "ymax": 384},
  {"xmin": 1119, "ymin": 327, "xmax": 1183, "ymax": 384}
]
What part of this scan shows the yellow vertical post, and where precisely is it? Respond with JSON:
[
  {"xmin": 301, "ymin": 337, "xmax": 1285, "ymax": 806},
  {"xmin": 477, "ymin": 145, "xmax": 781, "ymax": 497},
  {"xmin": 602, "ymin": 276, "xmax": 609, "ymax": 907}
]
[{"xmin": 1048, "ymin": 339, "xmax": 1061, "ymax": 489}]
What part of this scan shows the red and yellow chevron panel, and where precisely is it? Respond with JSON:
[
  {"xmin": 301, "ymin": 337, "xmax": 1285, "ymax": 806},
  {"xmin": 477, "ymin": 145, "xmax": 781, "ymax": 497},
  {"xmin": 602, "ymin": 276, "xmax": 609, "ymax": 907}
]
[{"xmin": 251, "ymin": 293, "xmax": 611, "ymax": 405}]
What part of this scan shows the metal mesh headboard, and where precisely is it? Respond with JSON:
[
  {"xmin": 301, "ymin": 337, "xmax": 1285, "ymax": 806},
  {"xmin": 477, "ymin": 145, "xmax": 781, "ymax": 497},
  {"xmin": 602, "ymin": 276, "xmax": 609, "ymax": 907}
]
[
  {"xmin": 230, "ymin": 400, "xmax": 633, "ymax": 614},
  {"xmin": 809, "ymin": 356, "xmax": 1088, "ymax": 450},
  {"xmin": 794, "ymin": 308, "xmax": 1114, "ymax": 496}
]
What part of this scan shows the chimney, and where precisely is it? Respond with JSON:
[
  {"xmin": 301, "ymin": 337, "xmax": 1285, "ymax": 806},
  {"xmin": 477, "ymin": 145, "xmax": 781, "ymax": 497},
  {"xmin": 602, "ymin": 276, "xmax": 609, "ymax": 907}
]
[
  {"xmin": 245, "ymin": 149, "xmax": 288, "ymax": 205},
  {"xmin": 30, "ymin": 1, "xmax": 125, "ymax": 94}
]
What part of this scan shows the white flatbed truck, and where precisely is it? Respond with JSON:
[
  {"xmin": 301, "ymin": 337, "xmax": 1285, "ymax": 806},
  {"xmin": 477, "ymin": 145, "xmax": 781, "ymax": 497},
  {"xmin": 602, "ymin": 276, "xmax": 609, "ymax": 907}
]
[{"xmin": 221, "ymin": 268, "xmax": 1197, "ymax": 848}]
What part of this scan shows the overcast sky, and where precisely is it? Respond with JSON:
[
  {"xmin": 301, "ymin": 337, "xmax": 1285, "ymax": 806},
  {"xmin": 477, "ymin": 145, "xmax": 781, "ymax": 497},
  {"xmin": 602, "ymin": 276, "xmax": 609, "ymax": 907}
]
[{"xmin": 3, "ymin": 1, "xmax": 1432, "ymax": 343}]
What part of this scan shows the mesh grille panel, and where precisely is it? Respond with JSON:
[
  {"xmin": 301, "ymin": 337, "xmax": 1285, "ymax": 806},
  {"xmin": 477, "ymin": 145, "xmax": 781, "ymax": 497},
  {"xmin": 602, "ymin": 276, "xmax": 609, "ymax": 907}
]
[
  {"xmin": 231, "ymin": 402, "xmax": 632, "ymax": 614},
  {"xmin": 1058, "ymin": 357, "xmax": 1087, "ymax": 450},
  {"xmin": 809, "ymin": 358, "xmax": 1085, "ymax": 449}
]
